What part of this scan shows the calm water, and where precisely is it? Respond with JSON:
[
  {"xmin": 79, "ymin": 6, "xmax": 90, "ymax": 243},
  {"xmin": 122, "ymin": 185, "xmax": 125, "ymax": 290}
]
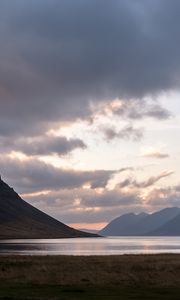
[{"xmin": 0, "ymin": 237, "xmax": 180, "ymax": 255}]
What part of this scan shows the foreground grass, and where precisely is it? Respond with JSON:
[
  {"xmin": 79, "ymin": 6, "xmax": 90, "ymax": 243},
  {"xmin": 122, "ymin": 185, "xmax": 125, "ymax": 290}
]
[
  {"xmin": 0, "ymin": 254, "xmax": 180, "ymax": 299},
  {"xmin": 1, "ymin": 284, "xmax": 180, "ymax": 300}
]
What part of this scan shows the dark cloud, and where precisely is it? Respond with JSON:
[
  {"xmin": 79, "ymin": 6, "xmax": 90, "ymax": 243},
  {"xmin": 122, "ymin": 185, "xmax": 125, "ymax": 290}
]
[
  {"xmin": 24, "ymin": 187, "xmax": 139, "ymax": 209},
  {"xmin": 0, "ymin": 156, "xmax": 117, "ymax": 193},
  {"xmin": 113, "ymin": 100, "xmax": 171, "ymax": 120},
  {"xmin": 118, "ymin": 171, "xmax": 174, "ymax": 189},
  {"xmin": 81, "ymin": 189, "xmax": 139, "ymax": 208},
  {"xmin": 102, "ymin": 125, "xmax": 143, "ymax": 141},
  {"xmin": 0, "ymin": 135, "xmax": 86, "ymax": 156},
  {"xmin": 0, "ymin": 0, "xmax": 178, "ymax": 137}
]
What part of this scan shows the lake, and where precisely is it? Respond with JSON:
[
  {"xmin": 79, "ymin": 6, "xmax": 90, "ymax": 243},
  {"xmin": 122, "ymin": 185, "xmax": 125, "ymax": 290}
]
[{"xmin": 0, "ymin": 236, "xmax": 180, "ymax": 255}]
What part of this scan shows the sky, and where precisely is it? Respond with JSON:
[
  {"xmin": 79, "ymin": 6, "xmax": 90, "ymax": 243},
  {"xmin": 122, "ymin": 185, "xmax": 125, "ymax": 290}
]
[{"xmin": 0, "ymin": 0, "xmax": 180, "ymax": 230}]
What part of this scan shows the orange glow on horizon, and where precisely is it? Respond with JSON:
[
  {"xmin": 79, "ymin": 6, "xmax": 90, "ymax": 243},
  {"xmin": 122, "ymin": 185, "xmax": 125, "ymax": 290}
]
[{"xmin": 69, "ymin": 222, "xmax": 107, "ymax": 231}]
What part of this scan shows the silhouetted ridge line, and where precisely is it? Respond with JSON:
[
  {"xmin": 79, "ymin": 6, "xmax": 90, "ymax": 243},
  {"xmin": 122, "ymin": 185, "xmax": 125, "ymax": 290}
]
[{"xmin": 0, "ymin": 177, "xmax": 98, "ymax": 239}]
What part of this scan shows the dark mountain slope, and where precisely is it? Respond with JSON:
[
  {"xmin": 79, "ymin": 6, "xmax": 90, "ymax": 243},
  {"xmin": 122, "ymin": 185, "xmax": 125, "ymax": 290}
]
[
  {"xmin": 0, "ymin": 177, "xmax": 97, "ymax": 239},
  {"xmin": 129, "ymin": 207, "xmax": 180, "ymax": 236},
  {"xmin": 149, "ymin": 213, "xmax": 180, "ymax": 236}
]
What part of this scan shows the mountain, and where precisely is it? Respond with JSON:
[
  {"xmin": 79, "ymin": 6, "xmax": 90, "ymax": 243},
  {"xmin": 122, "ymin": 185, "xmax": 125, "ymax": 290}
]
[
  {"xmin": 126, "ymin": 207, "xmax": 180, "ymax": 236},
  {"xmin": 0, "ymin": 177, "xmax": 98, "ymax": 239},
  {"xmin": 99, "ymin": 207, "xmax": 180, "ymax": 236},
  {"xmin": 99, "ymin": 212, "xmax": 148, "ymax": 236},
  {"xmin": 150, "ymin": 213, "xmax": 180, "ymax": 236}
]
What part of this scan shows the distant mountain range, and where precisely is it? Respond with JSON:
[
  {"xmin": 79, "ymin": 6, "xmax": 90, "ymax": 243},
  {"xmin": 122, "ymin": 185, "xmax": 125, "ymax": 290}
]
[
  {"xmin": 0, "ymin": 177, "xmax": 97, "ymax": 239},
  {"xmin": 99, "ymin": 207, "xmax": 180, "ymax": 236}
]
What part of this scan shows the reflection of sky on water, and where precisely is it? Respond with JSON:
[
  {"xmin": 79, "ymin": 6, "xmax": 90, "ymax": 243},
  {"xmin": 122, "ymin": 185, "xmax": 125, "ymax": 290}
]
[{"xmin": 0, "ymin": 237, "xmax": 180, "ymax": 255}]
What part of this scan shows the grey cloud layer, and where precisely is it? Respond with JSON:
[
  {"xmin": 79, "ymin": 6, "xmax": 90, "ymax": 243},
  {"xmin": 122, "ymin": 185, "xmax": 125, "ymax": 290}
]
[
  {"xmin": 0, "ymin": 0, "xmax": 179, "ymax": 136},
  {"xmin": 0, "ymin": 156, "xmax": 117, "ymax": 193},
  {"xmin": 0, "ymin": 154, "xmax": 176, "ymax": 224},
  {"xmin": 0, "ymin": 0, "xmax": 179, "ymax": 224},
  {"xmin": 23, "ymin": 178, "xmax": 180, "ymax": 224},
  {"xmin": 24, "ymin": 180, "xmax": 180, "ymax": 224},
  {"xmin": 0, "ymin": 136, "xmax": 86, "ymax": 156},
  {"xmin": 24, "ymin": 187, "xmax": 141, "ymax": 224}
]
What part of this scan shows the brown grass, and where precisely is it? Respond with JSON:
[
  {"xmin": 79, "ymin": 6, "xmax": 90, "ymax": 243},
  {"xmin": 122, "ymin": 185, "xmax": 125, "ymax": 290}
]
[{"xmin": 0, "ymin": 254, "xmax": 180, "ymax": 287}]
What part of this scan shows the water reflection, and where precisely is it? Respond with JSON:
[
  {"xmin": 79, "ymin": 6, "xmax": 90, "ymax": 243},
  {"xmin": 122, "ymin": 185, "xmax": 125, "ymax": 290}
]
[{"xmin": 0, "ymin": 237, "xmax": 180, "ymax": 255}]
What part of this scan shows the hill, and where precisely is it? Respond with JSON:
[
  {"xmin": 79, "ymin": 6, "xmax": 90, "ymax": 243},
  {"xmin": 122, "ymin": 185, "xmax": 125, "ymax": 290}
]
[{"xmin": 0, "ymin": 177, "xmax": 97, "ymax": 239}]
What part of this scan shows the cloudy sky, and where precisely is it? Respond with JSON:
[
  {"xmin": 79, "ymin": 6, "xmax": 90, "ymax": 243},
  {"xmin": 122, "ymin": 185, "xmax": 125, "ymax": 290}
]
[{"xmin": 0, "ymin": 0, "xmax": 180, "ymax": 230}]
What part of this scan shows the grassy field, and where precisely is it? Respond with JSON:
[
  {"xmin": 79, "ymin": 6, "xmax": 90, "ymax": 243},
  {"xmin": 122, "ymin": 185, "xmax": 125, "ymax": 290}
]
[{"xmin": 0, "ymin": 254, "xmax": 180, "ymax": 299}]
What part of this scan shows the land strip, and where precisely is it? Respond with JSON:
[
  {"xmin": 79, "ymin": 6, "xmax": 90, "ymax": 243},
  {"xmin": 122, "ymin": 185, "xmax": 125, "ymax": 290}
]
[{"xmin": 0, "ymin": 254, "xmax": 180, "ymax": 299}]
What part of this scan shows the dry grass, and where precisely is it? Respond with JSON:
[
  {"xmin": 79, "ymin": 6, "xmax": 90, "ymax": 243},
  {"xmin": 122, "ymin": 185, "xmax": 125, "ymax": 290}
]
[{"xmin": 0, "ymin": 254, "xmax": 180, "ymax": 287}]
